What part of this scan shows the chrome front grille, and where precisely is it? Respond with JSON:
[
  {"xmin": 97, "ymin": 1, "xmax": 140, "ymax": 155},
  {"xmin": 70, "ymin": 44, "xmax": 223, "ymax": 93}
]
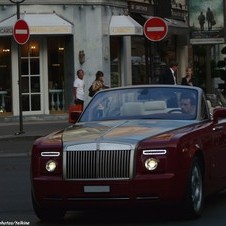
[{"xmin": 63, "ymin": 143, "xmax": 134, "ymax": 180}]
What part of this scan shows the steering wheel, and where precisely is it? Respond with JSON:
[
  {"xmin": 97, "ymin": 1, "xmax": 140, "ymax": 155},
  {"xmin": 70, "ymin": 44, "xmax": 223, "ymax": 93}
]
[{"xmin": 168, "ymin": 109, "xmax": 183, "ymax": 113}]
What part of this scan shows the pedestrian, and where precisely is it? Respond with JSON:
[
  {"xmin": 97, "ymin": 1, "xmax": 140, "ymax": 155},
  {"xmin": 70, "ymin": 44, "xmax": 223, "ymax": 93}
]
[
  {"xmin": 181, "ymin": 66, "xmax": 198, "ymax": 86},
  {"xmin": 198, "ymin": 12, "xmax": 205, "ymax": 31},
  {"xmin": 73, "ymin": 69, "xmax": 85, "ymax": 110},
  {"xmin": 89, "ymin": 70, "xmax": 109, "ymax": 97},
  {"xmin": 206, "ymin": 7, "xmax": 214, "ymax": 30},
  {"xmin": 159, "ymin": 61, "xmax": 178, "ymax": 85}
]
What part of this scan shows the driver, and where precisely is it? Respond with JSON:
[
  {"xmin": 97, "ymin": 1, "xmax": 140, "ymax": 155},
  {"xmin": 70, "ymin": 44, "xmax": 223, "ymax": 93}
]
[{"xmin": 180, "ymin": 94, "xmax": 196, "ymax": 115}]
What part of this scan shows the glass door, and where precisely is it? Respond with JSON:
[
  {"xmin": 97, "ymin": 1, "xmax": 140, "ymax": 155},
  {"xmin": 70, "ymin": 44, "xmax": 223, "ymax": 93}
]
[{"xmin": 21, "ymin": 40, "xmax": 41, "ymax": 113}]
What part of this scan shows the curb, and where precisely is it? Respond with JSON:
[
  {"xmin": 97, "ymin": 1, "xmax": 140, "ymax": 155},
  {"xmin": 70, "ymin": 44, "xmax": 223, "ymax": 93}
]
[{"xmin": 0, "ymin": 114, "xmax": 68, "ymax": 123}]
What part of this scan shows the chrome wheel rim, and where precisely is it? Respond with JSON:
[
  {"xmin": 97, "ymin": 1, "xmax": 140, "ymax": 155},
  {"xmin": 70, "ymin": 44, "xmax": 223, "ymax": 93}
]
[{"xmin": 191, "ymin": 165, "xmax": 203, "ymax": 212}]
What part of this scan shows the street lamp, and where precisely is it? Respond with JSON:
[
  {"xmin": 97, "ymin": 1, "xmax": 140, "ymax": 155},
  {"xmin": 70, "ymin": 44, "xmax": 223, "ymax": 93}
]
[{"xmin": 9, "ymin": 0, "xmax": 25, "ymax": 135}]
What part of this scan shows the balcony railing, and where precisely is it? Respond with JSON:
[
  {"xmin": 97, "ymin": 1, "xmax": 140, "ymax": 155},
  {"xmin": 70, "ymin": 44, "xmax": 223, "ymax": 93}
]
[
  {"xmin": 0, "ymin": 91, "xmax": 7, "ymax": 113},
  {"xmin": 49, "ymin": 89, "xmax": 64, "ymax": 112}
]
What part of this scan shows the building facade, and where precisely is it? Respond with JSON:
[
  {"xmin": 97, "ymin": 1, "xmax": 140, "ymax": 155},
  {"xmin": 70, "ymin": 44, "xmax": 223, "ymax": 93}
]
[{"xmin": 0, "ymin": 0, "xmax": 189, "ymax": 117}]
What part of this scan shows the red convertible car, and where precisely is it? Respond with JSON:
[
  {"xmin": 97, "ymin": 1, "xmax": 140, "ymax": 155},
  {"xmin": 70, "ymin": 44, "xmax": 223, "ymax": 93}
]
[{"xmin": 31, "ymin": 85, "xmax": 226, "ymax": 221}]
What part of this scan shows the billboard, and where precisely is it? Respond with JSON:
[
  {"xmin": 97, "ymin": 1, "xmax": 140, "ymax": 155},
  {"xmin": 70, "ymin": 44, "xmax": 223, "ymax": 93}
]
[{"xmin": 189, "ymin": 0, "xmax": 224, "ymax": 44}]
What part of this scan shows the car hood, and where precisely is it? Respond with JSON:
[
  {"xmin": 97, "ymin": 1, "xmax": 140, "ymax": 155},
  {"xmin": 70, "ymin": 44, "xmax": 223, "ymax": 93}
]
[{"xmin": 62, "ymin": 120, "xmax": 194, "ymax": 146}]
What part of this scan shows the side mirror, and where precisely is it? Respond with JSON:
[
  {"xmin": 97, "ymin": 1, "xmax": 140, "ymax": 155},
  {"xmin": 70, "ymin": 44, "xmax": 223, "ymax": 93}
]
[{"xmin": 213, "ymin": 107, "xmax": 226, "ymax": 123}]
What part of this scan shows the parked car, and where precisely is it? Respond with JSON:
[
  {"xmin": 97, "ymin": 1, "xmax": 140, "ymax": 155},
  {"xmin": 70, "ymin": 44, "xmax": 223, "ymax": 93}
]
[{"xmin": 31, "ymin": 85, "xmax": 226, "ymax": 221}]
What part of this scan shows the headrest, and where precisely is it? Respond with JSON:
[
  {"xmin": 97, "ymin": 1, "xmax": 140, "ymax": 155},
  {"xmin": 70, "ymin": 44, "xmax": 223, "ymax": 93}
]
[{"xmin": 144, "ymin": 101, "xmax": 167, "ymax": 110}]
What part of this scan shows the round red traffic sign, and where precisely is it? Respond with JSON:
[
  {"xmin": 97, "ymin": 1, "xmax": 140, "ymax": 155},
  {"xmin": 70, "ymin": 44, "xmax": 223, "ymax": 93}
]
[
  {"xmin": 144, "ymin": 17, "xmax": 168, "ymax": 42},
  {"xmin": 13, "ymin": 19, "xmax": 30, "ymax": 45}
]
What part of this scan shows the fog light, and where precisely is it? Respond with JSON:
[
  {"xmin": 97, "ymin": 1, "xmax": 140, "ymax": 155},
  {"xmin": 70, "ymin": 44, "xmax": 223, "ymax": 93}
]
[
  {"xmin": 46, "ymin": 160, "xmax": 57, "ymax": 172},
  {"xmin": 145, "ymin": 158, "xmax": 158, "ymax": 171}
]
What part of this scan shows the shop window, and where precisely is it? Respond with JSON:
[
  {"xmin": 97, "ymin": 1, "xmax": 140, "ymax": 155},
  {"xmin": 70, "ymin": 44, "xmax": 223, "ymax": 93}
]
[
  {"xmin": 150, "ymin": 36, "xmax": 177, "ymax": 83},
  {"xmin": 0, "ymin": 38, "xmax": 12, "ymax": 113},
  {"xmin": 131, "ymin": 36, "xmax": 149, "ymax": 85},
  {"xmin": 31, "ymin": 94, "xmax": 41, "ymax": 111},
  {"xmin": 111, "ymin": 36, "xmax": 151, "ymax": 86},
  {"xmin": 47, "ymin": 37, "xmax": 65, "ymax": 112},
  {"xmin": 30, "ymin": 58, "xmax": 40, "ymax": 75},
  {"xmin": 110, "ymin": 36, "xmax": 121, "ymax": 87}
]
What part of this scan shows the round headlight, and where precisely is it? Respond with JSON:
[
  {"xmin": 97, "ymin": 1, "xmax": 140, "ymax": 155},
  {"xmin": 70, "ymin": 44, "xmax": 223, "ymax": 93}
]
[
  {"xmin": 46, "ymin": 160, "xmax": 57, "ymax": 172},
  {"xmin": 145, "ymin": 158, "xmax": 158, "ymax": 171}
]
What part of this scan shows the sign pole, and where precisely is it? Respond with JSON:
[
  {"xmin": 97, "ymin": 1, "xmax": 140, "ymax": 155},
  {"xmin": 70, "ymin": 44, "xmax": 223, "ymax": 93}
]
[
  {"xmin": 16, "ymin": 2, "xmax": 24, "ymax": 135},
  {"xmin": 10, "ymin": 0, "xmax": 26, "ymax": 135}
]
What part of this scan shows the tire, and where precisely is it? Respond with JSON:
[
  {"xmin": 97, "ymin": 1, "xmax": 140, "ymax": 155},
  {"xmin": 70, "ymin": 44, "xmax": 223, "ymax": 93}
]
[
  {"xmin": 31, "ymin": 192, "xmax": 66, "ymax": 221},
  {"xmin": 183, "ymin": 157, "xmax": 204, "ymax": 218}
]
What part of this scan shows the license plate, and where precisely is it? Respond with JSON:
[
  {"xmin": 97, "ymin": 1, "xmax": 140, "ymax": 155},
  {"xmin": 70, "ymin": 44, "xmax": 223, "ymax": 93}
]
[{"xmin": 84, "ymin": 185, "xmax": 110, "ymax": 193}]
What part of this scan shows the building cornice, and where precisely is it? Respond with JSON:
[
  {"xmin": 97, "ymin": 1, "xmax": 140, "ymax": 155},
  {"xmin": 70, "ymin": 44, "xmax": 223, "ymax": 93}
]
[{"xmin": 0, "ymin": 0, "xmax": 127, "ymax": 7}]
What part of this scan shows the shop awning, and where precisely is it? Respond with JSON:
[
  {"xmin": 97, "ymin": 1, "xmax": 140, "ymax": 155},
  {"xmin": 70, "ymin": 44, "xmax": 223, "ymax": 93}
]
[
  {"xmin": 0, "ymin": 13, "xmax": 73, "ymax": 36},
  {"xmin": 164, "ymin": 18, "xmax": 189, "ymax": 36},
  {"xmin": 109, "ymin": 15, "xmax": 143, "ymax": 36}
]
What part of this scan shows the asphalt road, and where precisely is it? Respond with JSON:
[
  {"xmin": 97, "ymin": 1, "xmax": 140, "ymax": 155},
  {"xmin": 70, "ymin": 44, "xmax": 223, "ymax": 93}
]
[{"xmin": 0, "ymin": 119, "xmax": 69, "ymax": 140}]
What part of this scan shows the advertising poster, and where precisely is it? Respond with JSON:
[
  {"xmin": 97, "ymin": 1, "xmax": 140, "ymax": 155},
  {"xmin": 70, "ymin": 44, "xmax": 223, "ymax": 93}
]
[{"xmin": 189, "ymin": 0, "xmax": 224, "ymax": 44}]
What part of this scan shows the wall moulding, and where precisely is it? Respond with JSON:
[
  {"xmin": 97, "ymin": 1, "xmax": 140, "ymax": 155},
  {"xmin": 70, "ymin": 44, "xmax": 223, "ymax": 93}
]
[{"xmin": 0, "ymin": 0, "xmax": 127, "ymax": 6}]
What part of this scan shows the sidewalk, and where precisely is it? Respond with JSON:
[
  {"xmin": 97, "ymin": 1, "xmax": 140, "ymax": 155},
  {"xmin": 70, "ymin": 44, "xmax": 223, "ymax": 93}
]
[{"xmin": 0, "ymin": 114, "xmax": 70, "ymax": 140}]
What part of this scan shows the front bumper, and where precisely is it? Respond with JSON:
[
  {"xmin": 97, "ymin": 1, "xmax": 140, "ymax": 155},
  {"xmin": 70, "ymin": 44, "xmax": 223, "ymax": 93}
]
[{"xmin": 32, "ymin": 173, "xmax": 186, "ymax": 210}]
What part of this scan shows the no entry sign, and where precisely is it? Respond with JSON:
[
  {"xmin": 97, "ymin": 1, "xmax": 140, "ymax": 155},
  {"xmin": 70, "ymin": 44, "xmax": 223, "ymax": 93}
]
[
  {"xmin": 13, "ymin": 19, "xmax": 30, "ymax": 45},
  {"xmin": 144, "ymin": 17, "xmax": 168, "ymax": 42}
]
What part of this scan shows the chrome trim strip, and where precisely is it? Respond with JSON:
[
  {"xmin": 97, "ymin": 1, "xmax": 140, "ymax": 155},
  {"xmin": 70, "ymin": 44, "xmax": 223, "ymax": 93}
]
[
  {"xmin": 65, "ymin": 143, "xmax": 97, "ymax": 151},
  {"xmin": 45, "ymin": 197, "xmax": 159, "ymax": 201},
  {"xmin": 41, "ymin": 152, "xmax": 60, "ymax": 157},
  {"xmin": 65, "ymin": 177, "xmax": 130, "ymax": 181},
  {"xmin": 67, "ymin": 197, "xmax": 130, "ymax": 201},
  {"xmin": 65, "ymin": 142, "xmax": 133, "ymax": 151},
  {"xmin": 143, "ymin": 149, "xmax": 167, "ymax": 155},
  {"xmin": 136, "ymin": 196, "xmax": 160, "ymax": 200}
]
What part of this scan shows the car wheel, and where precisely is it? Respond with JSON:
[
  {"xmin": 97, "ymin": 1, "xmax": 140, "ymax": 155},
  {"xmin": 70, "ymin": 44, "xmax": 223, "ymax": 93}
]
[
  {"xmin": 31, "ymin": 191, "xmax": 66, "ymax": 221},
  {"xmin": 183, "ymin": 157, "xmax": 204, "ymax": 218}
]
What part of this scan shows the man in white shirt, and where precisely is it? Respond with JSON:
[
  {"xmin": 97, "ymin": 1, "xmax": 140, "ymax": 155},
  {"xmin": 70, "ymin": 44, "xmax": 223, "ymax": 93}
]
[{"xmin": 73, "ymin": 69, "xmax": 85, "ymax": 109}]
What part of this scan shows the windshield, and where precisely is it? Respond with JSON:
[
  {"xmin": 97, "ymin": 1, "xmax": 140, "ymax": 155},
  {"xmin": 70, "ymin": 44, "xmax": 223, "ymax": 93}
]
[{"xmin": 80, "ymin": 87, "xmax": 198, "ymax": 122}]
